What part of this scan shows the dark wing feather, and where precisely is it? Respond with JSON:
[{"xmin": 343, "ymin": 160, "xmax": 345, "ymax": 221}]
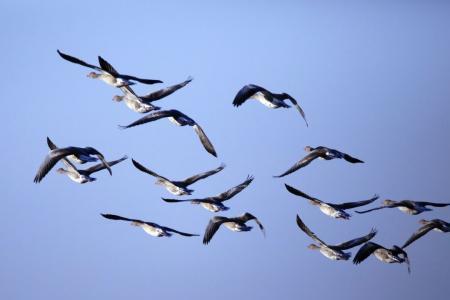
[
  {"xmin": 119, "ymin": 110, "xmax": 176, "ymax": 129},
  {"xmin": 193, "ymin": 124, "xmax": 217, "ymax": 157},
  {"xmin": 131, "ymin": 159, "xmax": 171, "ymax": 183},
  {"xmin": 140, "ymin": 77, "xmax": 193, "ymax": 102},
  {"xmin": 274, "ymin": 151, "xmax": 320, "ymax": 178},
  {"xmin": 332, "ymin": 229, "xmax": 377, "ymax": 250},
  {"xmin": 353, "ymin": 242, "xmax": 383, "ymax": 265},
  {"xmin": 355, "ymin": 206, "xmax": 390, "ymax": 214},
  {"xmin": 232, "ymin": 84, "xmax": 267, "ymax": 107},
  {"xmin": 237, "ymin": 213, "xmax": 265, "ymax": 236},
  {"xmin": 57, "ymin": 50, "xmax": 100, "ymax": 70},
  {"xmin": 401, "ymin": 223, "xmax": 439, "ymax": 249},
  {"xmin": 333, "ymin": 194, "xmax": 379, "ymax": 210},
  {"xmin": 295, "ymin": 215, "xmax": 327, "ymax": 246},
  {"xmin": 284, "ymin": 184, "xmax": 322, "ymax": 204},
  {"xmin": 98, "ymin": 55, "xmax": 119, "ymax": 75},
  {"xmin": 161, "ymin": 198, "xmax": 194, "ymax": 203},
  {"xmin": 101, "ymin": 213, "xmax": 139, "ymax": 223},
  {"xmin": 118, "ymin": 75, "xmax": 163, "ymax": 85},
  {"xmin": 84, "ymin": 155, "xmax": 128, "ymax": 175},
  {"xmin": 46, "ymin": 136, "xmax": 58, "ymax": 150},
  {"xmin": 34, "ymin": 147, "xmax": 80, "ymax": 183},
  {"xmin": 203, "ymin": 216, "xmax": 228, "ymax": 245},
  {"xmin": 162, "ymin": 226, "xmax": 199, "ymax": 237},
  {"xmin": 343, "ymin": 153, "xmax": 364, "ymax": 163},
  {"xmin": 284, "ymin": 94, "xmax": 308, "ymax": 127},
  {"xmin": 213, "ymin": 175, "xmax": 254, "ymax": 202},
  {"xmin": 181, "ymin": 163, "xmax": 225, "ymax": 186},
  {"xmin": 415, "ymin": 201, "xmax": 450, "ymax": 207}
]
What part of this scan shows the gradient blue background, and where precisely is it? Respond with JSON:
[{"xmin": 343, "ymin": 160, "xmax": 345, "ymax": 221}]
[{"xmin": 1, "ymin": 0, "xmax": 449, "ymax": 299}]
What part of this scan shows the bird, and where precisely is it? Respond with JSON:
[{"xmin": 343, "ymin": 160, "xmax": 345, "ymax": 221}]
[
  {"xmin": 162, "ymin": 175, "xmax": 254, "ymax": 212},
  {"xmin": 112, "ymin": 85, "xmax": 161, "ymax": 113},
  {"xmin": 353, "ymin": 242, "xmax": 411, "ymax": 273},
  {"xmin": 34, "ymin": 141, "xmax": 112, "ymax": 183},
  {"xmin": 47, "ymin": 137, "xmax": 103, "ymax": 165},
  {"xmin": 101, "ymin": 214, "xmax": 199, "ymax": 237},
  {"xmin": 295, "ymin": 214, "xmax": 377, "ymax": 260},
  {"xmin": 285, "ymin": 184, "xmax": 378, "ymax": 219},
  {"xmin": 55, "ymin": 155, "xmax": 128, "ymax": 184},
  {"xmin": 57, "ymin": 50, "xmax": 162, "ymax": 87},
  {"xmin": 132, "ymin": 159, "xmax": 225, "ymax": 196},
  {"xmin": 355, "ymin": 199, "xmax": 450, "ymax": 215},
  {"xmin": 113, "ymin": 76, "xmax": 193, "ymax": 105},
  {"xmin": 202, "ymin": 212, "xmax": 265, "ymax": 245},
  {"xmin": 401, "ymin": 219, "xmax": 449, "ymax": 249},
  {"xmin": 232, "ymin": 84, "xmax": 308, "ymax": 126},
  {"xmin": 119, "ymin": 109, "xmax": 217, "ymax": 157},
  {"xmin": 274, "ymin": 146, "xmax": 364, "ymax": 178}
]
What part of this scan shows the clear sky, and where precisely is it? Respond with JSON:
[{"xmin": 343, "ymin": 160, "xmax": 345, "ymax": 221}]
[{"xmin": 1, "ymin": 0, "xmax": 449, "ymax": 299}]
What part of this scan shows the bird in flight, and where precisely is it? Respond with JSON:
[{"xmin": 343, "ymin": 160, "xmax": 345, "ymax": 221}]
[
  {"xmin": 355, "ymin": 199, "xmax": 450, "ymax": 215},
  {"xmin": 401, "ymin": 219, "xmax": 449, "ymax": 249},
  {"xmin": 353, "ymin": 242, "xmax": 411, "ymax": 273}
]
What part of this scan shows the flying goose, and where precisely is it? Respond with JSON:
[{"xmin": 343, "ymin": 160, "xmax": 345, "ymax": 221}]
[
  {"xmin": 353, "ymin": 242, "xmax": 411, "ymax": 273},
  {"xmin": 233, "ymin": 84, "xmax": 308, "ymax": 126},
  {"xmin": 47, "ymin": 137, "xmax": 102, "ymax": 165},
  {"xmin": 113, "ymin": 85, "xmax": 161, "ymax": 113},
  {"xmin": 401, "ymin": 219, "xmax": 450, "ymax": 249},
  {"xmin": 285, "ymin": 184, "xmax": 378, "ymax": 219},
  {"xmin": 101, "ymin": 214, "xmax": 199, "ymax": 237},
  {"xmin": 113, "ymin": 76, "xmax": 193, "ymax": 105},
  {"xmin": 55, "ymin": 155, "xmax": 128, "ymax": 184},
  {"xmin": 132, "ymin": 159, "xmax": 225, "ymax": 196},
  {"xmin": 57, "ymin": 50, "xmax": 162, "ymax": 87},
  {"xmin": 34, "ymin": 142, "xmax": 111, "ymax": 183},
  {"xmin": 274, "ymin": 146, "xmax": 364, "ymax": 178},
  {"xmin": 295, "ymin": 215, "xmax": 377, "ymax": 260},
  {"xmin": 203, "ymin": 212, "xmax": 265, "ymax": 245},
  {"xmin": 355, "ymin": 199, "xmax": 450, "ymax": 215},
  {"xmin": 162, "ymin": 175, "xmax": 254, "ymax": 212},
  {"xmin": 119, "ymin": 109, "xmax": 217, "ymax": 157}
]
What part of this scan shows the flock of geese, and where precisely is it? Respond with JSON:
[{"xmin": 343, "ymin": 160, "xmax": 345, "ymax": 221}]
[{"xmin": 34, "ymin": 50, "xmax": 449, "ymax": 273}]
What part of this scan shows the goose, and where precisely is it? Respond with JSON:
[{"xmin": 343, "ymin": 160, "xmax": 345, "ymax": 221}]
[
  {"xmin": 353, "ymin": 242, "xmax": 411, "ymax": 273},
  {"xmin": 355, "ymin": 199, "xmax": 450, "ymax": 215},
  {"xmin": 203, "ymin": 212, "xmax": 265, "ymax": 245},
  {"xmin": 285, "ymin": 184, "xmax": 378, "ymax": 219},
  {"xmin": 34, "ymin": 143, "xmax": 112, "ymax": 183},
  {"xmin": 113, "ymin": 76, "xmax": 193, "ymax": 105},
  {"xmin": 132, "ymin": 159, "xmax": 225, "ymax": 196},
  {"xmin": 101, "ymin": 214, "xmax": 199, "ymax": 237},
  {"xmin": 295, "ymin": 214, "xmax": 377, "ymax": 260},
  {"xmin": 274, "ymin": 146, "xmax": 364, "ymax": 178},
  {"xmin": 47, "ymin": 137, "xmax": 102, "ymax": 165},
  {"xmin": 233, "ymin": 84, "xmax": 308, "ymax": 126},
  {"xmin": 402, "ymin": 219, "xmax": 450, "ymax": 249},
  {"xmin": 55, "ymin": 155, "xmax": 128, "ymax": 184},
  {"xmin": 119, "ymin": 109, "xmax": 217, "ymax": 157},
  {"xmin": 57, "ymin": 50, "xmax": 162, "ymax": 87},
  {"xmin": 113, "ymin": 85, "xmax": 161, "ymax": 113},
  {"xmin": 162, "ymin": 175, "xmax": 254, "ymax": 212}
]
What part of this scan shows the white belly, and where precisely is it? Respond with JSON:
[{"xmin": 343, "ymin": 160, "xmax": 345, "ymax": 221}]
[
  {"xmin": 251, "ymin": 92, "xmax": 277, "ymax": 108},
  {"xmin": 398, "ymin": 207, "xmax": 416, "ymax": 214},
  {"xmin": 201, "ymin": 202, "xmax": 221, "ymax": 212},
  {"xmin": 139, "ymin": 224, "xmax": 165, "ymax": 237}
]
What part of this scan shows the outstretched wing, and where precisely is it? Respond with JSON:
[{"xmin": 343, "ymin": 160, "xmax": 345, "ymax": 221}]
[
  {"xmin": 232, "ymin": 84, "xmax": 267, "ymax": 107},
  {"xmin": 203, "ymin": 216, "xmax": 228, "ymax": 245},
  {"xmin": 284, "ymin": 94, "xmax": 308, "ymax": 127},
  {"xmin": 237, "ymin": 213, "xmax": 265, "ymax": 236},
  {"xmin": 119, "ymin": 110, "xmax": 177, "ymax": 129},
  {"xmin": 295, "ymin": 214, "xmax": 327, "ymax": 246},
  {"xmin": 84, "ymin": 155, "xmax": 128, "ymax": 175},
  {"xmin": 182, "ymin": 163, "xmax": 225, "ymax": 186},
  {"xmin": 140, "ymin": 76, "xmax": 193, "ymax": 102},
  {"xmin": 274, "ymin": 151, "xmax": 320, "ymax": 178},
  {"xmin": 401, "ymin": 223, "xmax": 439, "ymax": 249},
  {"xmin": 343, "ymin": 153, "xmax": 364, "ymax": 163},
  {"xmin": 213, "ymin": 175, "xmax": 254, "ymax": 202},
  {"xmin": 57, "ymin": 50, "xmax": 101, "ymax": 71},
  {"xmin": 131, "ymin": 159, "xmax": 172, "ymax": 183},
  {"xmin": 162, "ymin": 226, "xmax": 199, "ymax": 237},
  {"xmin": 284, "ymin": 184, "xmax": 322, "ymax": 205},
  {"xmin": 353, "ymin": 242, "xmax": 382, "ymax": 265},
  {"xmin": 332, "ymin": 229, "xmax": 377, "ymax": 250},
  {"xmin": 355, "ymin": 206, "xmax": 390, "ymax": 214},
  {"xmin": 415, "ymin": 201, "xmax": 450, "ymax": 207},
  {"xmin": 101, "ymin": 213, "xmax": 140, "ymax": 223},
  {"xmin": 333, "ymin": 194, "xmax": 379, "ymax": 210},
  {"xmin": 34, "ymin": 147, "xmax": 80, "ymax": 183},
  {"xmin": 98, "ymin": 55, "xmax": 120, "ymax": 75},
  {"xmin": 193, "ymin": 124, "xmax": 217, "ymax": 157},
  {"xmin": 46, "ymin": 137, "xmax": 78, "ymax": 173}
]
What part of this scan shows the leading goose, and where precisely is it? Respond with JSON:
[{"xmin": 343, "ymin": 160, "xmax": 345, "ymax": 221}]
[
  {"xmin": 274, "ymin": 146, "xmax": 364, "ymax": 178},
  {"xmin": 34, "ymin": 142, "xmax": 112, "ymax": 183},
  {"xmin": 57, "ymin": 50, "xmax": 162, "ymax": 87},
  {"xmin": 285, "ymin": 184, "xmax": 378, "ymax": 219},
  {"xmin": 233, "ymin": 84, "xmax": 308, "ymax": 126},
  {"xmin": 132, "ymin": 159, "xmax": 225, "ymax": 196},
  {"xmin": 353, "ymin": 242, "xmax": 411, "ymax": 273},
  {"xmin": 203, "ymin": 212, "xmax": 265, "ymax": 245},
  {"xmin": 402, "ymin": 219, "xmax": 450, "ymax": 249},
  {"xmin": 119, "ymin": 109, "xmax": 217, "ymax": 157},
  {"xmin": 113, "ymin": 76, "xmax": 193, "ymax": 106},
  {"xmin": 296, "ymin": 215, "xmax": 377, "ymax": 260},
  {"xmin": 355, "ymin": 199, "xmax": 450, "ymax": 215},
  {"xmin": 101, "ymin": 214, "xmax": 199, "ymax": 237},
  {"xmin": 162, "ymin": 175, "xmax": 254, "ymax": 212}
]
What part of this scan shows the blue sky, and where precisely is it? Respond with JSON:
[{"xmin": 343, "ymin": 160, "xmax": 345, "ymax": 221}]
[{"xmin": 1, "ymin": 1, "xmax": 450, "ymax": 299}]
